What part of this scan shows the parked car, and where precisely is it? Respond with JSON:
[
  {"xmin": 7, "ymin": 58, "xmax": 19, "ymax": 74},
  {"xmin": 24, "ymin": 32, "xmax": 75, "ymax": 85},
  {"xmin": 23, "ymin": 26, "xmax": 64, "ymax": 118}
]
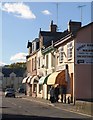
[
  {"xmin": 18, "ymin": 88, "xmax": 25, "ymax": 93},
  {"xmin": 5, "ymin": 88, "xmax": 15, "ymax": 98}
]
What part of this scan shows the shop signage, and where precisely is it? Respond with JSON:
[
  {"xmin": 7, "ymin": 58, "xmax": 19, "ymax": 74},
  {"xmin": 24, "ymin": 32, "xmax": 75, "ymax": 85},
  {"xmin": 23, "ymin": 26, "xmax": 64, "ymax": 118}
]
[{"xmin": 75, "ymin": 43, "xmax": 93, "ymax": 64}]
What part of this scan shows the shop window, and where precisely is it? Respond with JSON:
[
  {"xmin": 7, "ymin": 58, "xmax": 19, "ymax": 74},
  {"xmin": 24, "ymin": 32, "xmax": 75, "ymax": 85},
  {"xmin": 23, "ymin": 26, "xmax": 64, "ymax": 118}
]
[
  {"xmin": 33, "ymin": 84, "xmax": 37, "ymax": 92},
  {"xmin": 67, "ymin": 42, "xmax": 73, "ymax": 60},
  {"xmin": 39, "ymin": 85, "xmax": 43, "ymax": 94}
]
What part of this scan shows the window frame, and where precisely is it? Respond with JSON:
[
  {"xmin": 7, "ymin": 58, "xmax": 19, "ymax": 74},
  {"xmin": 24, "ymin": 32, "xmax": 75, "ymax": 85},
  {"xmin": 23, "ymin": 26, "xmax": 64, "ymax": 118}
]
[
  {"xmin": 67, "ymin": 41, "xmax": 73, "ymax": 61},
  {"xmin": 58, "ymin": 46, "xmax": 64, "ymax": 63}
]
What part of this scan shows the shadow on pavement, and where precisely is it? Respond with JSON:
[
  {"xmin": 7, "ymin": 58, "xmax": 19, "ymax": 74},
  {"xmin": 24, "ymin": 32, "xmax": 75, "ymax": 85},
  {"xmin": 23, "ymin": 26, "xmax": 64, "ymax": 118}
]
[{"xmin": 1, "ymin": 114, "xmax": 92, "ymax": 120}]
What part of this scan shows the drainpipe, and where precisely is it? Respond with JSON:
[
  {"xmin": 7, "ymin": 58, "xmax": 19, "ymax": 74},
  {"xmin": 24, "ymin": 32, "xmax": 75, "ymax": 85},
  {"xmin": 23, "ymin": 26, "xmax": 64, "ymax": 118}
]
[{"xmin": 73, "ymin": 41, "xmax": 76, "ymax": 105}]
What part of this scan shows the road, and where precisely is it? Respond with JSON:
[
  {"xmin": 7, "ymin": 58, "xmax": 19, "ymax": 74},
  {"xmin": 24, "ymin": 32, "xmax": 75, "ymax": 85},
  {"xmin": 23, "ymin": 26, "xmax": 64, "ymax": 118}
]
[{"xmin": 1, "ymin": 95, "xmax": 92, "ymax": 120}]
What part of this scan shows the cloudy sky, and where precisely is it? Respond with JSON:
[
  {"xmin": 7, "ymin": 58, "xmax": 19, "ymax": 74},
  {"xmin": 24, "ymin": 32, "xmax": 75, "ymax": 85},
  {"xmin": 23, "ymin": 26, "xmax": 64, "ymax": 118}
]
[{"xmin": 0, "ymin": 2, "xmax": 92, "ymax": 65}]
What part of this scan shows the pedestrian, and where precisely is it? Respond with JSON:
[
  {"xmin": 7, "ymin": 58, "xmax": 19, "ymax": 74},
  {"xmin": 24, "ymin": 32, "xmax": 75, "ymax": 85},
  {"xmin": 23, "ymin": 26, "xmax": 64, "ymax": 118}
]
[
  {"xmin": 54, "ymin": 85, "xmax": 59, "ymax": 102},
  {"xmin": 49, "ymin": 86, "xmax": 55, "ymax": 103}
]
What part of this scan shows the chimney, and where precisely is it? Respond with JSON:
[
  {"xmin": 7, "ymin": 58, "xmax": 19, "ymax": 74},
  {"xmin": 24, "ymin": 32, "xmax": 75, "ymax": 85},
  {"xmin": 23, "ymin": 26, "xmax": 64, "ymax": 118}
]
[
  {"xmin": 50, "ymin": 20, "xmax": 57, "ymax": 32},
  {"xmin": 68, "ymin": 20, "xmax": 81, "ymax": 32},
  {"xmin": 27, "ymin": 41, "xmax": 32, "ymax": 55}
]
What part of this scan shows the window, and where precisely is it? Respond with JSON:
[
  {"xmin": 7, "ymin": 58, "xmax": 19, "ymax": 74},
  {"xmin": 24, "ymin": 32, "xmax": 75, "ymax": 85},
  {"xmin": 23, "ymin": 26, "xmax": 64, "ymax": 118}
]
[
  {"xmin": 32, "ymin": 58, "xmax": 34, "ymax": 71},
  {"xmin": 58, "ymin": 46, "xmax": 64, "ymax": 63},
  {"xmin": 38, "ymin": 57, "xmax": 40, "ymax": 69},
  {"xmin": 32, "ymin": 57, "xmax": 36, "ymax": 71},
  {"xmin": 51, "ymin": 53, "xmax": 55, "ymax": 67},
  {"xmin": 46, "ymin": 54, "xmax": 48, "ymax": 69},
  {"xmin": 32, "ymin": 42, "xmax": 36, "ymax": 53},
  {"xmin": 34, "ymin": 57, "xmax": 36, "ymax": 70},
  {"xmin": 67, "ymin": 42, "xmax": 73, "ymax": 60},
  {"xmin": 32, "ymin": 43, "xmax": 34, "ymax": 53}
]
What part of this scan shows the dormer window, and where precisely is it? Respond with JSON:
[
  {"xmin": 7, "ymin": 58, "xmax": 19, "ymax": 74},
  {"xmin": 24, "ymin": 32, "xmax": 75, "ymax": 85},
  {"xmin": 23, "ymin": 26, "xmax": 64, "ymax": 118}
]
[{"xmin": 32, "ymin": 42, "xmax": 35, "ymax": 53}]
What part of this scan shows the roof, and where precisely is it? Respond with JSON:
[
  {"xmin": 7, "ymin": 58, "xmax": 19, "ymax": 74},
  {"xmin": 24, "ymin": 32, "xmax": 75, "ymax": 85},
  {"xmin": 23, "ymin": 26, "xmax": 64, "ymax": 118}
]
[
  {"xmin": 40, "ymin": 30, "xmax": 69, "ymax": 48},
  {"xmin": 2, "ymin": 67, "xmax": 26, "ymax": 77},
  {"xmin": 77, "ymin": 22, "xmax": 93, "ymax": 32},
  {"xmin": 54, "ymin": 22, "xmax": 93, "ymax": 47},
  {"xmin": 39, "ymin": 31, "xmax": 63, "ymax": 36}
]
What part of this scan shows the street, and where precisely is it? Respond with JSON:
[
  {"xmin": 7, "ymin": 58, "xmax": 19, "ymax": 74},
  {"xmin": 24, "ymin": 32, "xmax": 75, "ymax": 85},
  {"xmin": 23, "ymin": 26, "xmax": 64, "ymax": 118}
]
[{"xmin": 1, "ymin": 94, "xmax": 92, "ymax": 120}]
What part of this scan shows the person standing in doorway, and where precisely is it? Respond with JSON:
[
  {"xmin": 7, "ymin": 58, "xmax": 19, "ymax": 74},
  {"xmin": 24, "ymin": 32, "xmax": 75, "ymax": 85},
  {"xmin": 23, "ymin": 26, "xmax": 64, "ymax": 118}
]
[
  {"xmin": 50, "ymin": 86, "xmax": 55, "ymax": 103},
  {"xmin": 54, "ymin": 85, "xmax": 59, "ymax": 102}
]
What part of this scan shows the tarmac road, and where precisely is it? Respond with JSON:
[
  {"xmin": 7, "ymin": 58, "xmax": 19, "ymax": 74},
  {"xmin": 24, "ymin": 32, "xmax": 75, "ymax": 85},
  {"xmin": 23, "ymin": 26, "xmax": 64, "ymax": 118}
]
[{"xmin": 1, "ymin": 95, "xmax": 92, "ymax": 120}]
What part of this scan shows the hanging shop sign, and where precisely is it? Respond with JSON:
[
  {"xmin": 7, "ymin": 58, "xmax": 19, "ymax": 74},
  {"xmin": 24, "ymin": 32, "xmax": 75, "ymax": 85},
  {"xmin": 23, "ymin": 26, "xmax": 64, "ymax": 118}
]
[{"xmin": 75, "ymin": 43, "xmax": 93, "ymax": 64}]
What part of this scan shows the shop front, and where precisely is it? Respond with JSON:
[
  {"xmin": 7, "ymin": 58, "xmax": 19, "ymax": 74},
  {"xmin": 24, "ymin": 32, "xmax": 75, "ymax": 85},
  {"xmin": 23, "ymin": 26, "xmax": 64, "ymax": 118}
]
[
  {"xmin": 30, "ymin": 76, "xmax": 39, "ymax": 97},
  {"xmin": 47, "ymin": 70, "xmax": 68, "ymax": 103}
]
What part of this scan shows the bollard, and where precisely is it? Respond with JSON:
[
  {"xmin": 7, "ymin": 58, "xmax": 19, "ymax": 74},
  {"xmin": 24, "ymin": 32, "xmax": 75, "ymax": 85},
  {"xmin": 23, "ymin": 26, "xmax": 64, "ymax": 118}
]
[{"xmin": 68, "ymin": 96, "xmax": 70, "ymax": 104}]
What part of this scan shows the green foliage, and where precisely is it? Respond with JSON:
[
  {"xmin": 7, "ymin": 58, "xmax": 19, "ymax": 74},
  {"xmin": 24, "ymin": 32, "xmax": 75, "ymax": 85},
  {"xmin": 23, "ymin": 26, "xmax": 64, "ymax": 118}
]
[{"xmin": 4, "ymin": 62, "xmax": 26, "ymax": 69}]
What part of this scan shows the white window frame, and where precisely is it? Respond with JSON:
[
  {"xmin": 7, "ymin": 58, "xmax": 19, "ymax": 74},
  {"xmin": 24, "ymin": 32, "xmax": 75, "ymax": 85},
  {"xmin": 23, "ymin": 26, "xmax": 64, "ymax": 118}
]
[
  {"xmin": 58, "ymin": 46, "xmax": 64, "ymax": 63},
  {"xmin": 67, "ymin": 41, "xmax": 73, "ymax": 60}
]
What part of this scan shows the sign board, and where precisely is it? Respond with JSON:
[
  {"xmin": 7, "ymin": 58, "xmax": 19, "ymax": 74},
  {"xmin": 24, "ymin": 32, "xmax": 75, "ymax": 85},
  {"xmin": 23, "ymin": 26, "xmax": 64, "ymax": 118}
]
[{"xmin": 75, "ymin": 43, "xmax": 93, "ymax": 64}]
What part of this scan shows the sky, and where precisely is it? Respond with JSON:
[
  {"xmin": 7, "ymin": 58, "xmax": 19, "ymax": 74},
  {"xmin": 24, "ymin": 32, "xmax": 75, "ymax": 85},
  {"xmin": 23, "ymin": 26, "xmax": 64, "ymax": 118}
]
[{"xmin": 0, "ymin": 1, "xmax": 92, "ymax": 66}]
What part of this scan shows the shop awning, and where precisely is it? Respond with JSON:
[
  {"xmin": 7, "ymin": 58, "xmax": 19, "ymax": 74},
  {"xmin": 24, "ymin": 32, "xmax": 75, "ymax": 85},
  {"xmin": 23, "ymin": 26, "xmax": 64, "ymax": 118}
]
[
  {"xmin": 30, "ymin": 76, "xmax": 39, "ymax": 84},
  {"xmin": 22, "ymin": 76, "xmax": 29, "ymax": 84},
  {"xmin": 47, "ymin": 72, "xmax": 60, "ymax": 85},
  {"xmin": 47, "ymin": 70, "xmax": 67, "ymax": 86},
  {"xmin": 39, "ymin": 76, "xmax": 46, "ymax": 85},
  {"xmin": 43, "ymin": 74, "xmax": 51, "ymax": 84},
  {"xmin": 27, "ymin": 76, "xmax": 32, "ymax": 83}
]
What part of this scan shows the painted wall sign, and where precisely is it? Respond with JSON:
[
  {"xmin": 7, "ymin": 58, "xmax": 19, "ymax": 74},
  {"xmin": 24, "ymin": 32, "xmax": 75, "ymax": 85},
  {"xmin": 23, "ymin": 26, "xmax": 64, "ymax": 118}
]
[{"xmin": 75, "ymin": 43, "xmax": 93, "ymax": 64}]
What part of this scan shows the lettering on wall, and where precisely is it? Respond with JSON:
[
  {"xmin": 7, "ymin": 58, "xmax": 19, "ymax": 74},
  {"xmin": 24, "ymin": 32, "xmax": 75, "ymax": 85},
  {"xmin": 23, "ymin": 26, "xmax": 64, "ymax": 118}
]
[{"xmin": 75, "ymin": 43, "xmax": 93, "ymax": 64}]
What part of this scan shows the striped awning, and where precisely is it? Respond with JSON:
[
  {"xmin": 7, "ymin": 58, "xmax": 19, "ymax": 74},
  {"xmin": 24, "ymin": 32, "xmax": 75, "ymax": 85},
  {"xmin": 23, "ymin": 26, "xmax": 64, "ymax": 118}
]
[
  {"xmin": 47, "ymin": 70, "xmax": 67, "ymax": 86},
  {"xmin": 27, "ymin": 76, "xmax": 32, "ymax": 83},
  {"xmin": 22, "ymin": 76, "xmax": 29, "ymax": 84},
  {"xmin": 39, "ymin": 76, "xmax": 46, "ymax": 85},
  {"xmin": 30, "ymin": 76, "xmax": 39, "ymax": 84}
]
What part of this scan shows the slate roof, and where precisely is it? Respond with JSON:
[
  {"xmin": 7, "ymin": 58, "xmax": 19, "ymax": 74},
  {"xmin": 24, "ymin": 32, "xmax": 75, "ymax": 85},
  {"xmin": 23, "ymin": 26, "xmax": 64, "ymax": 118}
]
[
  {"xmin": 2, "ymin": 67, "xmax": 26, "ymax": 77},
  {"xmin": 39, "ymin": 29, "xmax": 69, "ymax": 48}
]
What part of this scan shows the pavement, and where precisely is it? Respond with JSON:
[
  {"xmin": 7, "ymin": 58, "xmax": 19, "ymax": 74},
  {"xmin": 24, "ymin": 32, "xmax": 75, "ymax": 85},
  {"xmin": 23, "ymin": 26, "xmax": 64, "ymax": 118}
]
[{"xmin": 16, "ymin": 93, "xmax": 93, "ymax": 119}]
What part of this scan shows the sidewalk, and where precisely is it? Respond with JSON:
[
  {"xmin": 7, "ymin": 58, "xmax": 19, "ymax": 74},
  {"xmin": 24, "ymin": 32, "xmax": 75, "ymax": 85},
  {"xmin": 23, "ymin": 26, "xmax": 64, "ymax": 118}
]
[{"xmin": 17, "ymin": 94, "xmax": 93, "ymax": 118}]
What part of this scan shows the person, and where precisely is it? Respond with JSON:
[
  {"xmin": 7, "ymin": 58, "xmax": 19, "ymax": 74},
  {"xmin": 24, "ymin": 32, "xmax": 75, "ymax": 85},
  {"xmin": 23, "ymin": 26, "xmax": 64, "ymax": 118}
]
[
  {"xmin": 54, "ymin": 85, "xmax": 59, "ymax": 102},
  {"xmin": 50, "ymin": 86, "xmax": 55, "ymax": 103}
]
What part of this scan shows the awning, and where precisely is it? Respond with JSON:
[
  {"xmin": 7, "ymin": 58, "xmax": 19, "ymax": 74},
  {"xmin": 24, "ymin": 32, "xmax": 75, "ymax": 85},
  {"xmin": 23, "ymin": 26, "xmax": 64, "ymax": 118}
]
[
  {"xmin": 47, "ymin": 70, "xmax": 67, "ymax": 86},
  {"xmin": 55, "ymin": 70, "xmax": 67, "ymax": 86},
  {"xmin": 43, "ymin": 74, "xmax": 51, "ymax": 84},
  {"xmin": 22, "ymin": 76, "xmax": 29, "ymax": 84},
  {"xmin": 27, "ymin": 76, "xmax": 32, "ymax": 83},
  {"xmin": 30, "ymin": 76, "xmax": 39, "ymax": 84},
  {"xmin": 47, "ymin": 72, "xmax": 60, "ymax": 85},
  {"xmin": 39, "ymin": 76, "xmax": 46, "ymax": 85}
]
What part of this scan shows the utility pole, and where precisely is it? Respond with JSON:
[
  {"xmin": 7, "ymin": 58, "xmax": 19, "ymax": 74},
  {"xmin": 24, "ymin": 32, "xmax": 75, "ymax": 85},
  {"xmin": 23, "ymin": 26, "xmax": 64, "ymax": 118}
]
[
  {"xmin": 56, "ymin": 2, "xmax": 61, "ymax": 31},
  {"xmin": 78, "ymin": 5, "xmax": 86, "ymax": 24}
]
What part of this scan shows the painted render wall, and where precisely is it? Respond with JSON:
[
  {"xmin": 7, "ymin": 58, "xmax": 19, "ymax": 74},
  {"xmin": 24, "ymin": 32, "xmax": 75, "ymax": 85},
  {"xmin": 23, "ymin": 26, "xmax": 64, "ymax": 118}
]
[
  {"xmin": 56, "ymin": 39, "xmax": 75, "ymax": 101},
  {"xmin": 75, "ymin": 23, "xmax": 93, "ymax": 100}
]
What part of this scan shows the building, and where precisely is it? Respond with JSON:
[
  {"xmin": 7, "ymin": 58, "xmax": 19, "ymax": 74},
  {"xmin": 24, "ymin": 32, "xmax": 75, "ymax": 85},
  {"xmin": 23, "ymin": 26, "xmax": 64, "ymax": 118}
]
[
  {"xmin": 1, "ymin": 67, "xmax": 26, "ymax": 91},
  {"xmin": 54, "ymin": 21, "xmax": 93, "ymax": 102},
  {"xmin": 26, "ymin": 38, "xmax": 39, "ymax": 96},
  {"xmin": 25, "ymin": 20, "xmax": 93, "ymax": 103}
]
